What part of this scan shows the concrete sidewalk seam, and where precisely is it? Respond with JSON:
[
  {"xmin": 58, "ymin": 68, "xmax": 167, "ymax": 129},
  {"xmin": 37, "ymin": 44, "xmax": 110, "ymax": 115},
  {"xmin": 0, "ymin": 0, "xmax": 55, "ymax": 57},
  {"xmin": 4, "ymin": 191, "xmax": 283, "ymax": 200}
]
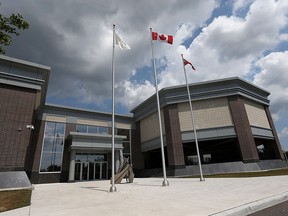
[{"xmin": 209, "ymin": 191, "xmax": 288, "ymax": 216}]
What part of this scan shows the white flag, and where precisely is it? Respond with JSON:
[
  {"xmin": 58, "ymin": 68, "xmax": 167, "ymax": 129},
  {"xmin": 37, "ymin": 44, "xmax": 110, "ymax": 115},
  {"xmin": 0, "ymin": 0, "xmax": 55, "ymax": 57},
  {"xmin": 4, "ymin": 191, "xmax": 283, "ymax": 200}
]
[{"xmin": 115, "ymin": 32, "xmax": 131, "ymax": 50}]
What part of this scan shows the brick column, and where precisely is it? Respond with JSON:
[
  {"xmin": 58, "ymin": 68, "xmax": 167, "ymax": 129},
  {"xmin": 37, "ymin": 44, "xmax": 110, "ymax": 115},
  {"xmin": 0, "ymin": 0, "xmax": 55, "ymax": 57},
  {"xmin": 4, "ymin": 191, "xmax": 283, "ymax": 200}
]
[
  {"xmin": 264, "ymin": 106, "xmax": 284, "ymax": 159},
  {"xmin": 163, "ymin": 104, "xmax": 185, "ymax": 168},
  {"xmin": 131, "ymin": 122, "xmax": 145, "ymax": 169},
  {"xmin": 228, "ymin": 96, "xmax": 259, "ymax": 162},
  {"xmin": 0, "ymin": 84, "xmax": 36, "ymax": 171}
]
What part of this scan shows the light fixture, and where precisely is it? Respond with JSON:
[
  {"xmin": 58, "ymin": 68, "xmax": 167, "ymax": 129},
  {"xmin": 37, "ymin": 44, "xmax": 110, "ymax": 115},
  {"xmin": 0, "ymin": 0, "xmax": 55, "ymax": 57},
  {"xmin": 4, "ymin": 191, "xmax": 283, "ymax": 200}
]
[{"xmin": 26, "ymin": 125, "xmax": 34, "ymax": 130}]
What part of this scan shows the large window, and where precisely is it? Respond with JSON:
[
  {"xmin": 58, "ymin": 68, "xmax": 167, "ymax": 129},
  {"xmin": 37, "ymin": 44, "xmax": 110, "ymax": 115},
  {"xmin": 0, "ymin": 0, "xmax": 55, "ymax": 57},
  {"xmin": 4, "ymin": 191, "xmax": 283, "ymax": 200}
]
[
  {"xmin": 40, "ymin": 122, "xmax": 65, "ymax": 172},
  {"xmin": 117, "ymin": 129, "xmax": 131, "ymax": 162},
  {"xmin": 76, "ymin": 124, "xmax": 108, "ymax": 134},
  {"xmin": 75, "ymin": 153, "xmax": 107, "ymax": 162}
]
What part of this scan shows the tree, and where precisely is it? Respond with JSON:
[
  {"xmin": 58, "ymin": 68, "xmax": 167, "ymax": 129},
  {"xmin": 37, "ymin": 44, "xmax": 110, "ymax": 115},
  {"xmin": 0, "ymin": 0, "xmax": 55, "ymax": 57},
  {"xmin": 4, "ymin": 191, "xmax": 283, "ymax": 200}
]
[{"xmin": 0, "ymin": 8, "xmax": 29, "ymax": 54}]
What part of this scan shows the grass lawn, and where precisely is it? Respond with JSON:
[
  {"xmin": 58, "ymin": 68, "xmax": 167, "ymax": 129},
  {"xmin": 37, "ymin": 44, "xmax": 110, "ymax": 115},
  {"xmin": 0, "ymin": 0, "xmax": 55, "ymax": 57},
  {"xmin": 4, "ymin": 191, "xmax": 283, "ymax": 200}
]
[
  {"xmin": 183, "ymin": 168, "xmax": 288, "ymax": 178},
  {"xmin": 0, "ymin": 189, "xmax": 32, "ymax": 212}
]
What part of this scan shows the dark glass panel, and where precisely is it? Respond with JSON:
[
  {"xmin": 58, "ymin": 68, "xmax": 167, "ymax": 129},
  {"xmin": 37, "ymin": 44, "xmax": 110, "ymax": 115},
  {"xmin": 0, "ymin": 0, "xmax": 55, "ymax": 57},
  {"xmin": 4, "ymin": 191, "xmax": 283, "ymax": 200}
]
[
  {"xmin": 76, "ymin": 125, "xmax": 87, "ymax": 133},
  {"xmin": 98, "ymin": 126, "xmax": 108, "ymax": 134},
  {"xmin": 43, "ymin": 137, "xmax": 54, "ymax": 152},
  {"xmin": 88, "ymin": 125, "xmax": 97, "ymax": 133}
]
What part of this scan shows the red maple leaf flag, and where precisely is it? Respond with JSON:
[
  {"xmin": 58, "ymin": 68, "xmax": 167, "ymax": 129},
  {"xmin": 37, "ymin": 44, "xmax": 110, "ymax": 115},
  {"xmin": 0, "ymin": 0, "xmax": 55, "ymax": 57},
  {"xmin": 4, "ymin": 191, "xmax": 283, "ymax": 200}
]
[
  {"xmin": 152, "ymin": 31, "xmax": 173, "ymax": 44},
  {"xmin": 183, "ymin": 58, "xmax": 196, "ymax": 70}
]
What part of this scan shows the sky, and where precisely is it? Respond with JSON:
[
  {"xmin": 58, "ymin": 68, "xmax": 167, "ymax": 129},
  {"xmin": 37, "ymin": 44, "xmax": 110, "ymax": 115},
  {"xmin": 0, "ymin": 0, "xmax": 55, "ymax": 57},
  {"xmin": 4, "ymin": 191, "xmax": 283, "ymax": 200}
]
[{"xmin": 2, "ymin": 0, "xmax": 288, "ymax": 150}]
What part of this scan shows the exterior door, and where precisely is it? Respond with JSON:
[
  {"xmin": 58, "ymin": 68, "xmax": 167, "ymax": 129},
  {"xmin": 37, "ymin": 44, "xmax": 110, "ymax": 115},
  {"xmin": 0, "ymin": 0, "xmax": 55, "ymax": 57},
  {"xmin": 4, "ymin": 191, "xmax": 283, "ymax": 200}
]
[
  {"xmin": 74, "ymin": 162, "xmax": 89, "ymax": 181},
  {"xmin": 94, "ymin": 162, "xmax": 108, "ymax": 180}
]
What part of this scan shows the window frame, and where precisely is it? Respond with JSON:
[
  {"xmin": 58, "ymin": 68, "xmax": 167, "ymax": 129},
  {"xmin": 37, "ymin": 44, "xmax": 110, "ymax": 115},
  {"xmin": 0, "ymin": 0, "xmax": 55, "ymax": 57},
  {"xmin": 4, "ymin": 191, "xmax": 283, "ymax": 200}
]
[{"xmin": 39, "ymin": 121, "xmax": 66, "ymax": 173}]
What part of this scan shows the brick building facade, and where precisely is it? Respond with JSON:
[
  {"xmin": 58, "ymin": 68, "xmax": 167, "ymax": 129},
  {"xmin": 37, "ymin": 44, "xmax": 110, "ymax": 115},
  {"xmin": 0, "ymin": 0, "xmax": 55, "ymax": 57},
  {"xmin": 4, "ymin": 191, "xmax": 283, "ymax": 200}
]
[
  {"xmin": 0, "ymin": 55, "xmax": 287, "ymax": 184},
  {"xmin": 131, "ymin": 78, "xmax": 286, "ymax": 176}
]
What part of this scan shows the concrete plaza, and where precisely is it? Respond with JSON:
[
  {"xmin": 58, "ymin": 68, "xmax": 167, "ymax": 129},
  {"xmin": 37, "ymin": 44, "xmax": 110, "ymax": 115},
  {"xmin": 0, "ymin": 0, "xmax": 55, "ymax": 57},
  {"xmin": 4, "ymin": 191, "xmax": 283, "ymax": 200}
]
[{"xmin": 2, "ymin": 176, "xmax": 288, "ymax": 216}]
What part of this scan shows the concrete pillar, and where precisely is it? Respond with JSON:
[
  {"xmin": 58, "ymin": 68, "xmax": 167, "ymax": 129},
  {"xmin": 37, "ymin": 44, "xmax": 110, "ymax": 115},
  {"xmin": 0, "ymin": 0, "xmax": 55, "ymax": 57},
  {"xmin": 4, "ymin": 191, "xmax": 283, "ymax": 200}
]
[
  {"xmin": 115, "ymin": 150, "xmax": 120, "ymax": 173},
  {"xmin": 119, "ymin": 149, "xmax": 124, "ymax": 167},
  {"xmin": 68, "ymin": 150, "xmax": 76, "ymax": 181}
]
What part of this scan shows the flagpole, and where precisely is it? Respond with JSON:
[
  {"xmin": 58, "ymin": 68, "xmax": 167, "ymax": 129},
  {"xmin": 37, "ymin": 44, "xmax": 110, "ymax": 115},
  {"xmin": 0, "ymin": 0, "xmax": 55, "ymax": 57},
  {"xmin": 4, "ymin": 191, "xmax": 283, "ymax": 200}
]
[
  {"xmin": 110, "ymin": 24, "xmax": 117, "ymax": 192},
  {"xmin": 150, "ymin": 28, "xmax": 169, "ymax": 186},
  {"xmin": 181, "ymin": 54, "xmax": 204, "ymax": 182}
]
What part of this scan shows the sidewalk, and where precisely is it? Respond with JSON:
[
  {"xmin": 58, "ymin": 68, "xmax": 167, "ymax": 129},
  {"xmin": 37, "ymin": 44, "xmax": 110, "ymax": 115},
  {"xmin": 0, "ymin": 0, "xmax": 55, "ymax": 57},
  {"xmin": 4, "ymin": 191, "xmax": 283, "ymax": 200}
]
[{"xmin": 2, "ymin": 176, "xmax": 288, "ymax": 216}]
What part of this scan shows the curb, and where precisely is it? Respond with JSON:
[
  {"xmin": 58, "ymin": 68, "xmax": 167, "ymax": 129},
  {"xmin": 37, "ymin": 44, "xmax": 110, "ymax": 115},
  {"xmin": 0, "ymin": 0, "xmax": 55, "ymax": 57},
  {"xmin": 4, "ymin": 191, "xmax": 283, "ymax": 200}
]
[{"xmin": 209, "ymin": 191, "xmax": 288, "ymax": 216}]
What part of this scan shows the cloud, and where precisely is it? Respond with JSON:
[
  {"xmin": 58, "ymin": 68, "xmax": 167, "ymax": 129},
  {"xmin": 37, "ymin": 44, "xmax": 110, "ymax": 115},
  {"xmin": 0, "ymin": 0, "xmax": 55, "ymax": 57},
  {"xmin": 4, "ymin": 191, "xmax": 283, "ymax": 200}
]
[
  {"xmin": 153, "ymin": 0, "xmax": 288, "ymax": 87},
  {"xmin": 2, "ymin": 0, "xmax": 288, "ymax": 118},
  {"xmin": 232, "ymin": 0, "xmax": 254, "ymax": 15},
  {"xmin": 114, "ymin": 0, "xmax": 288, "ymax": 112},
  {"xmin": 253, "ymin": 51, "xmax": 288, "ymax": 115},
  {"xmin": 2, "ymin": 0, "xmax": 219, "ymax": 110},
  {"xmin": 279, "ymin": 127, "xmax": 288, "ymax": 151},
  {"xmin": 2, "ymin": 0, "xmax": 288, "ymax": 148}
]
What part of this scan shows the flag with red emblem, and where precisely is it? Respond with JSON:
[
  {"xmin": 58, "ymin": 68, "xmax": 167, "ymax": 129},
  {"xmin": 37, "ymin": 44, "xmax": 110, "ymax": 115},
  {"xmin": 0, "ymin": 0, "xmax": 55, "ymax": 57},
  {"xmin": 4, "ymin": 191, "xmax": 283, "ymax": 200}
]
[
  {"xmin": 183, "ymin": 58, "xmax": 196, "ymax": 70},
  {"xmin": 151, "ymin": 31, "xmax": 173, "ymax": 44}
]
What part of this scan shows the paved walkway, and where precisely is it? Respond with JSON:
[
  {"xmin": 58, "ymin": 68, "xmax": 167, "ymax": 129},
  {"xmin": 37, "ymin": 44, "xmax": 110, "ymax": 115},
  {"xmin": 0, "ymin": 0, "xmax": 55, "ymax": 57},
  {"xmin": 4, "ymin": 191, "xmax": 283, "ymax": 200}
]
[{"xmin": 2, "ymin": 176, "xmax": 288, "ymax": 216}]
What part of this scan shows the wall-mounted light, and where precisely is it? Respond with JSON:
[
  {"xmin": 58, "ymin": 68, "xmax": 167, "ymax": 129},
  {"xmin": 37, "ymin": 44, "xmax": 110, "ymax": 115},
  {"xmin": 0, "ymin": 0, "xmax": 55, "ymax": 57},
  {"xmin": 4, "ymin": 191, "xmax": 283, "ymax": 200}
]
[{"xmin": 26, "ymin": 125, "xmax": 34, "ymax": 130}]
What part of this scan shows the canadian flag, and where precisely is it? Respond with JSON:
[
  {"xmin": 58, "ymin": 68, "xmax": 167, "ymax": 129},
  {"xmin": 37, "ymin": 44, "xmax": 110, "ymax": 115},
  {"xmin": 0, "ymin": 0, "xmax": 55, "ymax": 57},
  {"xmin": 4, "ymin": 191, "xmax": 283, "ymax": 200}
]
[
  {"xmin": 152, "ymin": 32, "xmax": 173, "ymax": 44},
  {"xmin": 183, "ymin": 58, "xmax": 196, "ymax": 70}
]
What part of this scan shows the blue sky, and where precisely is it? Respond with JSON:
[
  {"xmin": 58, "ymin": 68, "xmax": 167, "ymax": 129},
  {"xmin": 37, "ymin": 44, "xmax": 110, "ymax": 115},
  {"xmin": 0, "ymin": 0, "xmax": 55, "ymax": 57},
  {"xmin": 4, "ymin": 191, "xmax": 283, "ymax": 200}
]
[{"xmin": 2, "ymin": 0, "xmax": 288, "ymax": 150}]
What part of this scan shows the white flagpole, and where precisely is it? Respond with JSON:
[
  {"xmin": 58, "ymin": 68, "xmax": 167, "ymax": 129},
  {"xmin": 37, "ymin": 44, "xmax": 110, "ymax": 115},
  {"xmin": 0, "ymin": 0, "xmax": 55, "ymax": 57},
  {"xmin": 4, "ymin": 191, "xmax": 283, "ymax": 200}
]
[
  {"xmin": 110, "ymin": 24, "xmax": 117, "ymax": 192},
  {"xmin": 181, "ymin": 54, "xmax": 204, "ymax": 181},
  {"xmin": 150, "ymin": 28, "xmax": 169, "ymax": 186}
]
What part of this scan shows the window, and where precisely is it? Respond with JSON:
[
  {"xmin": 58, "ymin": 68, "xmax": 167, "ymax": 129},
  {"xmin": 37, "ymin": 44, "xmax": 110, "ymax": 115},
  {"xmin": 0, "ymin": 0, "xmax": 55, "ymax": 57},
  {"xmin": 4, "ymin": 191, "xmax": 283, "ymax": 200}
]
[
  {"xmin": 76, "ymin": 124, "xmax": 87, "ymax": 133},
  {"xmin": 98, "ymin": 126, "xmax": 108, "ymax": 134},
  {"xmin": 117, "ymin": 129, "xmax": 131, "ymax": 161},
  {"xmin": 75, "ymin": 153, "xmax": 107, "ymax": 162},
  {"xmin": 76, "ymin": 124, "xmax": 109, "ymax": 135},
  {"xmin": 40, "ymin": 122, "xmax": 65, "ymax": 172}
]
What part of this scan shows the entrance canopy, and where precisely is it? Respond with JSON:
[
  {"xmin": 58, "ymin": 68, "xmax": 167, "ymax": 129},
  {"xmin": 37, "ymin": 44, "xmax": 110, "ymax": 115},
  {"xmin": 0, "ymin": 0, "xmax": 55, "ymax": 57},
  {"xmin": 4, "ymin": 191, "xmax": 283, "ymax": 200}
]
[{"xmin": 69, "ymin": 132, "xmax": 125, "ymax": 151}]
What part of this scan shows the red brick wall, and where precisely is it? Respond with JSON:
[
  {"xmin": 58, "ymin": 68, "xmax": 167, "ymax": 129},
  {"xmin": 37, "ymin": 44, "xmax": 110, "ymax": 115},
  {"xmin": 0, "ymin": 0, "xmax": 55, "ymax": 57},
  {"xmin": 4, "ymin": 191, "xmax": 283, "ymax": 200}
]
[
  {"xmin": 131, "ymin": 122, "xmax": 145, "ymax": 169},
  {"xmin": 264, "ymin": 106, "xmax": 284, "ymax": 160},
  {"xmin": 29, "ymin": 122, "xmax": 77, "ymax": 183},
  {"xmin": 228, "ymin": 95, "xmax": 259, "ymax": 162},
  {"xmin": 163, "ymin": 104, "xmax": 185, "ymax": 167},
  {"xmin": 0, "ymin": 84, "xmax": 36, "ymax": 171},
  {"xmin": 30, "ymin": 120, "xmax": 46, "ymax": 173}
]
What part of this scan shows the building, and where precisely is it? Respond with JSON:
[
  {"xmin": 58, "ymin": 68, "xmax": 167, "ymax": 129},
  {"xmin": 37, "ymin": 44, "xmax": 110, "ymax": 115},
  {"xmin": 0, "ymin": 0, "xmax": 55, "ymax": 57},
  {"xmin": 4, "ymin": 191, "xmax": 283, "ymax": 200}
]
[
  {"xmin": 0, "ymin": 56, "xmax": 133, "ymax": 184},
  {"xmin": 131, "ymin": 77, "xmax": 286, "ymax": 176},
  {"xmin": 0, "ymin": 55, "xmax": 286, "ymax": 184}
]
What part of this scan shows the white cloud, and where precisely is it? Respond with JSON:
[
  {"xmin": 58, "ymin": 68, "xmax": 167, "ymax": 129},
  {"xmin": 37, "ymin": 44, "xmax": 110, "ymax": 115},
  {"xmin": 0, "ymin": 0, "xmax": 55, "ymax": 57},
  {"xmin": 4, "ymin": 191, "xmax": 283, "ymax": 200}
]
[
  {"xmin": 253, "ymin": 51, "xmax": 288, "ymax": 114},
  {"xmin": 155, "ymin": 0, "xmax": 288, "ymax": 87},
  {"xmin": 253, "ymin": 51, "xmax": 288, "ymax": 150},
  {"xmin": 232, "ymin": 0, "xmax": 254, "ymax": 15},
  {"xmin": 279, "ymin": 127, "xmax": 288, "ymax": 151},
  {"xmin": 279, "ymin": 33, "xmax": 288, "ymax": 41},
  {"xmin": 113, "ymin": 0, "xmax": 288, "ymax": 112},
  {"xmin": 2, "ymin": 0, "xmax": 288, "ymax": 118}
]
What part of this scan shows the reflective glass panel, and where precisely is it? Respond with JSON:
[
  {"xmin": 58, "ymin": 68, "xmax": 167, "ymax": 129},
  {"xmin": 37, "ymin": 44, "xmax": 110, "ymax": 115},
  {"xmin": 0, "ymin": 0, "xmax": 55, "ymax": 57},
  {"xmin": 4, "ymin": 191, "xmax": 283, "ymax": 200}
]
[
  {"xmin": 76, "ymin": 125, "xmax": 87, "ymax": 133},
  {"xmin": 43, "ymin": 137, "xmax": 54, "ymax": 152},
  {"xmin": 45, "ymin": 122, "xmax": 56, "ymax": 138},
  {"xmin": 98, "ymin": 126, "xmax": 108, "ymax": 134},
  {"xmin": 102, "ymin": 163, "xmax": 107, "ymax": 179},
  {"xmin": 40, "ymin": 153, "xmax": 52, "ymax": 172},
  {"xmin": 123, "ymin": 142, "xmax": 130, "ymax": 154},
  {"xmin": 88, "ymin": 126, "xmax": 97, "ymax": 133},
  {"xmin": 55, "ymin": 138, "xmax": 64, "ymax": 152},
  {"xmin": 74, "ymin": 163, "xmax": 81, "ymax": 180},
  {"xmin": 40, "ymin": 122, "xmax": 65, "ymax": 173},
  {"xmin": 55, "ymin": 123, "xmax": 65, "ymax": 137}
]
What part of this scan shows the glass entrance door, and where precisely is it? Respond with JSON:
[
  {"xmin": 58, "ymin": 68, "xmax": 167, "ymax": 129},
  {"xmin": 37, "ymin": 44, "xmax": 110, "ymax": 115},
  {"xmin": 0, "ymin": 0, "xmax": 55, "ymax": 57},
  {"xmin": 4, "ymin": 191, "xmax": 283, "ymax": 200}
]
[
  {"xmin": 74, "ymin": 162, "xmax": 89, "ymax": 181},
  {"xmin": 94, "ymin": 162, "xmax": 108, "ymax": 180},
  {"xmin": 74, "ymin": 153, "xmax": 108, "ymax": 181}
]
